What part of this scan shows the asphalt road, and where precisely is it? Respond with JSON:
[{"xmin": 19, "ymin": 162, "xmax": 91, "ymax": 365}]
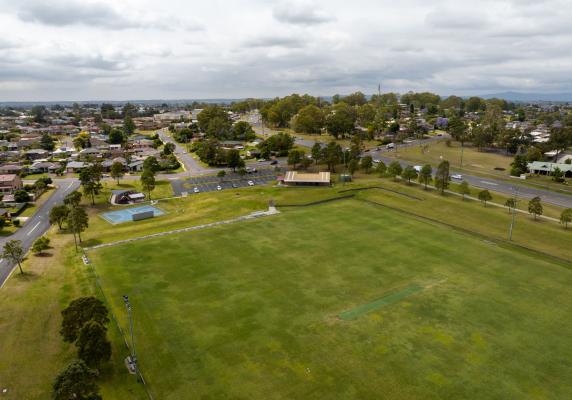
[{"xmin": 0, "ymin": 179, "xmax": 80, "ymax": 287}]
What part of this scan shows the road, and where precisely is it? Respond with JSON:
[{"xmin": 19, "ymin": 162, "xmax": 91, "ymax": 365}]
[
  {"xmin": 0, "ymin": 179, "xmax": 80, "ymax": 287},
  {"xmin": 156, "ymin": 129, "xmax": 215, "ymax": 175}
]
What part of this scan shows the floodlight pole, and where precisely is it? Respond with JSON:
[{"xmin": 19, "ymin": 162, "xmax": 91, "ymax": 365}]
[{"xmin": 123, "ymin": 295, "xmax": 138, "ymax": 378}]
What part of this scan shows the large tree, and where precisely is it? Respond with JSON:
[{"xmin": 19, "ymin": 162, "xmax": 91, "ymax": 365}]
[
  {"xmin": 76, "ymin": 321, "xmax": 112, "ymax": 368},
  {"xmin": 226, "ymin": 149, "xmax": 244, "ymax": 172},
  {"xmin": 434, "ymin": 160, "xmax": 450, "ymax": 194},
  {"xmin": 52, "ymin": 360, "xmax": 102, "ymax": 400},
  {"xmin": 287, "ymin": 149, "xmax": 304, "ymax": 169},
  {"xmin": 60, "ymin": 297, "xmax": 110, "ymax": 343},
  {"xmin": 560, "ymin": 208, "xmax": 572, "ymax": 229},
  {"xmin": 418, "ymin": 164, "xmax": 432, "ymax": 189},
  {"xmin": 293, "ymin": 105, "xmax": 324, "ymax": 134},
  {"xmin": 140, "ymin": 168, "xmax": 156, "ymax": 200},
  {"xmin": 360, "ymin": 155, "xmax": 373, "ymax": 174},
  {"xmin": 387, "ymin": 161, "xmax": 403, "ymax": 181},
  {"xmin": 2, "ymin": 240, "xmax": 24, "ymax": 274},
  {"xmin": 528, "ymin": 196, "xmax": 543, "ymax": 220},
  {"xmin": 325, "ymin": 102, "xmax": 356, "ymax": 139},
  {"xmin": 401, "ymin": 165, "xmax": 418, "ymax": 183},
  {"xmin": 67, "ymin": 206, "xmax": 89, "ymax": 249},
  {"xmin": 79, "ymin": 165, "xmax": 103, "ymax": 205},
  {"xmin": 110, "ymin": 161, "xmax": 125, "ymax": 184},
  {"xmin": 478, "ymin": 189, "xmax": 492, "ymax": 207}
]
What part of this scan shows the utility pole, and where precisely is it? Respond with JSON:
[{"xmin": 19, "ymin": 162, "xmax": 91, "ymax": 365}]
[
  {"xmin": 123, "ymin": 295, "xmax": 139, "ymax": 378},
  {"xmin": 508, "ymin": 188, "xmax": 519, "ymax": 241}
]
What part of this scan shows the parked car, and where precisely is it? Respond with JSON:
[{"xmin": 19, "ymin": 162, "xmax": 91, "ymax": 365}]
[
  {"xmin": 247, "ymin": 180, "xmax": 255, "ymax": 186},
  {"xmin": 451, "ymin": 174, "xmax": 463, "ymax": 180},
  {"xmin": 414, "ymin": 165, "xmax": 422, "ymax": 172},
  {"xmin": 232, "ymin": 183, "xmax": 238, "ymax": 188},
  {"xmin": 270, "ymin": 160, "xmax": 278, "ymax": 165},
  {"xmin": 216, "ymin": 185, "xmax": 222, "ymax": 191},
  {"xmin": 386, "ymin": 143, "xmax": 395, "ymax": 149},
  {"xmin": 246, "ymin": 167, "xmax": 257, "ymax": 173},
  {"xmin": 193, "ymin": 187, "xmax": 200, "ymax": 193}
]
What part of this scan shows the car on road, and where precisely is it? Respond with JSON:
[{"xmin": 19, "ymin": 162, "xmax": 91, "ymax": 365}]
[
  {"xmin": 270, "ymin": 160, "xmax": 278, "ymax": 165},
  {"xmin": 451, "ymin": 174, "xmax": 463, "ymax": 180},
  {"xmin": 247, "ymin": 180, "xmax": 255, "ymax": 186},
  {"xmin": 386, "ymin": 143, "xmax": 395, "ymax": 149},
  {"xmin": 193, "ymin": 187, "xmax": 200, "ymax": 193},
  {"xmin": 216, "ymin": 185, "xmax": 222, "ymax": 191}
]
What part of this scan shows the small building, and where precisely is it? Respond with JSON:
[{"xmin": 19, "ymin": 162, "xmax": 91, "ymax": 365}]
[
  {"xmin": 281, "ymin": 171, "xmax": 331, "ymax": 186},
  {"xmin": 66, "ymin": 161, "xmax": 91, "ymax": 173},
  {"xmin": 0, "ymin": 174, "xmax": 23, "ymax": 194},
  {"xmin": 128, "ymin": 160, "xmax": 144, "ymax": 172},
  {"xmin": 110, "ymin": 189, "xmax": 145, "ymax": 205},
  {"xmin": 29, "ymin": 161, "xmax": 60, "ymax": 174}
]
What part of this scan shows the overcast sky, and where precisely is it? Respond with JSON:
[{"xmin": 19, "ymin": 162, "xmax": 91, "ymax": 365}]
[{"xmin": 1, "ymin": 0, "xmax": 571, "ymax": 101}]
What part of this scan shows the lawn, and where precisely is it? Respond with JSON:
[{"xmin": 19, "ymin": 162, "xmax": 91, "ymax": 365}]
[
  {"xmin": 388, "ymin": 140, "xmax": 514, "ymax": 178},
  {"xmin": 89, "ymin": 200, "xmax": 572, "ymax": 399}
]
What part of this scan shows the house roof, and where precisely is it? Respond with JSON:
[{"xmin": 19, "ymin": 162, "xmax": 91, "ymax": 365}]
[
  {"xmin": 527, "ymin": 162, "xmax": 572, "ymax": 173},
  {"xmin": 66, "ymin": 161, "xmax": 89, "ymax": 169},
  {"xmin": 283, "ymin": 171, "xmax": 331, "ymax": 183},
  {"xmin": 0, "ymin": 174, "xmax": 18, "ymax": 183}
]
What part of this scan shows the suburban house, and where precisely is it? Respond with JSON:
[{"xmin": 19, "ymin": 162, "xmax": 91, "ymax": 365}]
[
  {"xmin": 66, "ymin": 161, "xmax": 91, "ymax": 173},
  {"xmin": 0, "ymin": 174, "xmax": 23, "ymax": 194},
  {"xmin": 29, "ymin": 161, "xmax": 60, "ymax": 174},
  {"xmin": 25, "ymin": 148, "xmax": 50, "ymax": 160},
  {"xmin": 0, "ymin": 164, "xmax": 26, "ymax": 175},
  {"xmin": 527, "ymin": 161, "xmax": 572, "ymax": 177},
  {"xmin": 281, "ymin": 171, "xmax": 331, "ymax": 187},
  {"xmin": 128, "ymin": 160, "xmax": 145, "ymax": 172}
]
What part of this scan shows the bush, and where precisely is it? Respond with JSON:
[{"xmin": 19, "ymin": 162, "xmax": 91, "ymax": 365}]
[{"xmin": 13, "ymin": 219, "xmax": 20, "ymax": 227}]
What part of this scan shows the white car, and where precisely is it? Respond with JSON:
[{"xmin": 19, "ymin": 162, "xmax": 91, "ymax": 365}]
[
  {"xmin": 451, "ymin": 174, "xmax": 463, "ymax": 180},
  {"xmin": 373, "ymin": 159, "xmax": 381, "ymax": 164},
  {"xmin": 414, "ymin": 165, "xmax": 422, "ymax": 172},
  {"xmin": 247, "ymin": 180, "xmax": 255, "ymax": 186},
  {"xmin": 193, "ymin": 187, "xmax": 200, "ymax": 193},
  {"xmin": 216, "ymin": 185, "xmax": 222, "ymax": 191},
  {"xmin": 386, "ymin": 143, "xmax": 395, "ymax": 149}
]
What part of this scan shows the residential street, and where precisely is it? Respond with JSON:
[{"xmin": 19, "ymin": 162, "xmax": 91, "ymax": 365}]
[{"xmin": 0, "ymin": 179, "xmax": 80, "ymax": 287}]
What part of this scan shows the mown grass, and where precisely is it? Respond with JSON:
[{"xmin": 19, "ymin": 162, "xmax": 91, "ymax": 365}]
[
  {"xmin": 90, "ymin": 200, "xmax": 572, "ymax": 399},
  {"xmin": 0, "ymin": 230, "xmax": 146, "ymax": 400}
]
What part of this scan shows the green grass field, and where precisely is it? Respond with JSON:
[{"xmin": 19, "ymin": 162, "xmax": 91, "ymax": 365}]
[{"xmin": 90, "ymin": 199, "xmax": 572, "ymax": 399}]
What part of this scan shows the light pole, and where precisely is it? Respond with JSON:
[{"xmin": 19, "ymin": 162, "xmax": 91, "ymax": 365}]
[
  {"xmin": 508, "ymin": 188, "xmax": 519, "ymax": 241},
  {"xmin": 123, "ymin": 295, "xmax": 138, "ymax": 378}
]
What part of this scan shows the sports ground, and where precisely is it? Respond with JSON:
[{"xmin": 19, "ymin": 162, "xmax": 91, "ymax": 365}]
[{"xmin": 89, "ymin": 199, "xmax": 572, "ymax": 399}]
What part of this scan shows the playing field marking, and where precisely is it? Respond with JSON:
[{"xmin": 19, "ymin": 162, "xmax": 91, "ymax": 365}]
[{"xmin": 339, "ymin": 279, "xmax": 447, "ymax": 321}]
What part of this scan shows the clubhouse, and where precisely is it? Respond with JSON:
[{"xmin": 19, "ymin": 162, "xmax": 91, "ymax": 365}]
[{"xmin": 281, "ymin": 171, "xmax": 331, "ymax": 187}]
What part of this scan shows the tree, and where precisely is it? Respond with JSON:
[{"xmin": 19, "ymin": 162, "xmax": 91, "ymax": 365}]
[
  {"xmin": 123, "ymin": 115, "xmax": 136, "ymax": 135},
  {"xmin": 287, "ymin": 149, "xmax": 303, "ymax": 169},
  {"xmin": 321, "ymin": 141, "xmax": 343, "ymax": 172},
  {"xmin": 552, "ymin": 167, "xmax": 565, "ymax": 183},
  {"xmin": 510, "ymin": 154, "xmax": 528, "ymax": 176},
  {"xmin": 401, "ymin": 165, "xmax": 417, "ymax": 183},
  {"xmin": 325, "ymin": 103, "xmax": 356, "ymax": 138},
  {"xmin": 79, "ymin": 165, "xmax": 103, "ymax": 205},
  {"xmin": 141, "ymin": 168, "xmax": 156, "ymax": 200},
  {"xmin": 60, "ymin": 297, "xmax": 110, "ymax": 343},
  {"xmin": 143, "ymin": 156, "xmax": 161, "ymax": 173},
  {"xmin": 31, "ymin": 105, "xmax": 48, "ymax": 123},
  {"xmin": 418, "ymin": 164, "xmax": 432, "ymax": 189},
  {"xmin": 67, "ymin": 206, "xmax": 89, "ymax": 249},
  {"xmin": 505, "ymin": 198, "xmax": 517, "ymax": 213},
  {"xmin": 40, "ymin": 133, "xmax": 55, "ymax": 151},
  {"xmin": 435, "ymin": 160, "xmax": 450, "ymax": 194},
  {"xmin": 76, "ymin": 321, "xmax": 112, "ymax": 368},
  {"xmin": 459, "ymin": 181, "xmax": 470, "ymax": 200},
  {"xmin": 478, "ymin": 189, "xmax": 492, "ymax": 207},
  {"xmin": 348, "ymin": 159, "xmax": 359, "ymax": 175},
  {"xmin": 14, "ymin": 189, "xmax": 30, "ymax": 203},
  {"xmin": 231, "ymin": 121, "xmax": 256, "ymax": 141},
  {"xmin": 2, "ymin": 240, "xmax": 24, "ymax": 274},
  {"xmin": 197, "ymin": 105, "xmax": 232, "ymax": 139},
  {"xmin": 110, "ymin": 161, "xmax": 124, "ymax": 184},
  {"xmin": 375, "ymin": 160, "xmax": 387, "ymax": 176},
  {"xmin": 217, "ymin": 170, "xmax": 226, "ymax": 182},
  {"xmin": 226, "ymin": 149, "xmax": 244, "ymax": 171},
  {"xmin": 52, "ymin": 360, "xmax": 102, "ymax": 400},
  {"xmin": 311, "ymin": 142, "xmax": 322, "ymax": 164},
  {"xmin": 64, "ymin": 191, "xmax": 82, "ymax": 207},
  {"xmin": 108, "ymin": 128, "xmax": 125, "ymax": 145},
  {"xmin": 387, "ymin": 161, "xmax": 403, "ymax": 181},
  {"xmin": 162, "ymin": 142, "xmax": 176, "ymax": 156},
  {"xmin": 293, "ymin": 105, "xmax": 324, "ymax": 134},
  {"xmin": 237, "ymin": 168, "xmax": 247, "ymax": 180},
  {"xmin": 560, "ymin": 208, "xmax": 572, "ymax": 229},
  {"xmin": 360, "ymin": 156, "xmax": 373, "ymax": 174},
  {"xmin": 528, "ymin": 196, "xmax": 543, "ymax": 220},
  {"xmin": 32, "ymin": 236, "xmax": 50, "ymax": 255}
]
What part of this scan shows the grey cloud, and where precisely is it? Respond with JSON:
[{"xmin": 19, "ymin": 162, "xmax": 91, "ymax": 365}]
[
  {"xmin": 16, "ymin": 0, "xmax": 203, "ymax": 31},
  {"xmin": 243, "ymin": 36, "xmax": 306, "ymax": 48},
  {"xmin": 273, "ymin": 3, "xmax": 334, "ymax": 25}
]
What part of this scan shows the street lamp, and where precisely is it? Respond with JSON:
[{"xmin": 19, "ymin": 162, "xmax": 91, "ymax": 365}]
[{"xmin": 123, "ymin": 295, "xmax": 138, "ymax": 377}]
